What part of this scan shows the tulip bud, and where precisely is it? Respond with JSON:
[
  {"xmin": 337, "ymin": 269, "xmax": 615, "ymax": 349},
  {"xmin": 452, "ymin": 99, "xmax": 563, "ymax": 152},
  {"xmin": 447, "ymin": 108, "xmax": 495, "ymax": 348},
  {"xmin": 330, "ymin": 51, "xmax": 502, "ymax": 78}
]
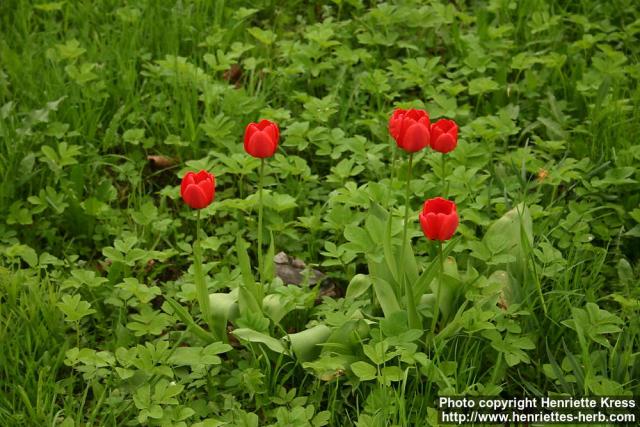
[
  {"xmin": 430, "ymin": 119, "xmax": 458, "ymax": 153},
  {"xmin": 180, "ymin": 170, "xmax": 215, "ymax": 209},
  {"xmin": 419, "ymin": 197, "xmax": 459, "ymax": 241},
  {"xmin": 388, "ymin": 109, "xmax": 431, "ymax": 153},
  {"xmin": 244, "ymin": 119, "xmax": 280, "ymax": 158}
]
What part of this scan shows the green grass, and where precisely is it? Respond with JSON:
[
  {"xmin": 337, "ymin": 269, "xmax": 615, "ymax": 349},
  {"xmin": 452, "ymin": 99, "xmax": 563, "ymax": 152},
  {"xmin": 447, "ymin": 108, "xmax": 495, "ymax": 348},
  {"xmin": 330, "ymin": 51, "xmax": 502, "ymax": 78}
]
[
  {"xmin": 0, "ymin": 267, "xmax": 70, "ymax": 425},
  {"xmin": 1, "ymin": 0, "xmax": 639, "ymax": 426}
]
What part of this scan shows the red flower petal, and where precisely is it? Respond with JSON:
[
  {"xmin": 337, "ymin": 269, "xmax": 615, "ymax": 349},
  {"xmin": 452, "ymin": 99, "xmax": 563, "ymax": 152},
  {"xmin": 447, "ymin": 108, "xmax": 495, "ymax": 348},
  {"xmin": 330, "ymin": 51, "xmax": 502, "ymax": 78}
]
[
  {"xmin": 183, "ymin": 184, "xmax": 209, "ymax": 209},
  {"xmin": 431, "ymin": 133, "xmax": 457, "ymax": 153},
  {"xmin": 388, "ymin": 109, "xmax": 406, "ymax": 140},
  {"xmin": 257, "ymin": 120, "xmax": 278, "ymax": 141},
  {"xmin": 439, "ymin": 211, "xmax": 459, "ymax": 240},
  {"xmin": 197, "ymin": 178, "xmax": 215, "ymax": 205},
  {"xmin": 255, "ymin": 119, "xmax": 270, "ymax": 130},
  {"xmin": 180, "ymin": 172, "xmax": 196, "ymax": 198},
  {"xmin": 265, "ymin": 124, "xmax": 279, "ymax": 150},
  {"xmin": 424, "ymin": 212, "xmax": 442, "ymax": 240},
  {"xmin": 247, "ymin": 130, "xmax": 277, "ymax": 158},
  {"xmin": 432, "ymin": 119, "xmax": 456, "ymax": 133},
  {"xmin": 399, "ymin": 122, "xmax": 430, "ymax": 152},
  {"xmin": 419, "ymin": 212, "xmax": 432, "ymax": 239},
  {"xmin": 406, "ymin": 109, "xmax": 429, "ymax": 122},
  {"xmin": 244, "ymin": 123, "xmax": 260, "ymax": 152},
  {"xmin": 194, "ymin": 170, "xmax": 212, "ymax": 183},
  {"xmin": 423, "ymin": 197, "xmax": 455, "ymax": 215}
]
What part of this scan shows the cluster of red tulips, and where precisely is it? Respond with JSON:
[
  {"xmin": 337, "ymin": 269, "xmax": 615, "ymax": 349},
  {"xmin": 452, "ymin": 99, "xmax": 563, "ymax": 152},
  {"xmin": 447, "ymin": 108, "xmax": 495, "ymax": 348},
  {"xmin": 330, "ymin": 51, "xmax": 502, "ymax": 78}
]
[
  {"xmin": 180, "ymin": 119, "xmax": 279, "ymax": 209},
  {"xmin": 180, "ymin": 109, "xmax": 459, "ymax": 244},
  {"xmin": 180, "ymin": 109, "xmax": 459, "ymax": 337},
  {"xmin": 389, "ymin": 109, "xmax": 459, "ymax": 242}
]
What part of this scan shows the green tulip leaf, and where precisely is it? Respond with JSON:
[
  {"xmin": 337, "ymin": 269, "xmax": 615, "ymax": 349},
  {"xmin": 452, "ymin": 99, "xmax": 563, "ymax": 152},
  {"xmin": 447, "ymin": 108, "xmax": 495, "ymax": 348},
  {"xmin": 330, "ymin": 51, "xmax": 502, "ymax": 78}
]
[
  {"xmin": 286, "ymin": 325, "xmax": 332, "ymax": 362},
  {"xmin": 345, "ymin": 274, "xmax": 372, "ymax": 300},
  {"xmin": 232, "ymin": 328, "xmax": 287, "ymax": 354}
]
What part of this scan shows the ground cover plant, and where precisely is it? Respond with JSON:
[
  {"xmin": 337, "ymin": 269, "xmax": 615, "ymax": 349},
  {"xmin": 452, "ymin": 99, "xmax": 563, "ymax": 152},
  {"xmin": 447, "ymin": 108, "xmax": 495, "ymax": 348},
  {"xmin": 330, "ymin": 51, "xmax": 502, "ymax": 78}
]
[{"xmin": 1, "ymin": 0, "xmax": 640, "ymax": 425}]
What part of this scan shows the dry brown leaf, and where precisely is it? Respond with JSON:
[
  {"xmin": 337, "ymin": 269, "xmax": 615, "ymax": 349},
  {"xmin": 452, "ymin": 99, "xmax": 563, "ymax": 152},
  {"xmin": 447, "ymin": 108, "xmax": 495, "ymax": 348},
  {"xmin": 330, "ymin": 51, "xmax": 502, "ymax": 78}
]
[{"xmin": 147, "ymin": 155, "xmax": 177, "ymax": 169}]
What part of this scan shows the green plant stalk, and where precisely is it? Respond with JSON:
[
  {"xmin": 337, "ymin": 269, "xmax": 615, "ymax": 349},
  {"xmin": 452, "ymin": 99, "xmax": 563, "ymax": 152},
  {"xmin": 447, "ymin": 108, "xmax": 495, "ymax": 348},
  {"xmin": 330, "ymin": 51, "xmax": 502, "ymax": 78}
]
[
  {"xmin": 532, "ymin": 254, "xmax": 548, "ymax": 316},
  {"xmin": 431, "ymin": 242, "xmax": 444, "ymax": 334},
  {"xmin": 258, "ymin": 158, "xmax": 265, "ymax": 285},
  {"xmin": 518, "ymin": 215, "xmax": 548, "ymax": 315},
  {"xmin": 389, "ymin": 138, "xmax": 397, "ymax": 202},
  {"xmin": 441, "ymin": 153, "xmax": 447, "ymax": 198},
  {"xmin": 490, "ymin": 352, "xmax": 503, "ymax": 385},
  {"xmin": 570, "ymin": 309, "xmax": 594, "ymax": 393},
  {"xmin": 75, "ymin": 321, "xmax": 80, "ymax": 348},
  {"xmin": 399, "ymin": 153, "xmax": 414, "ymax": 285},
  {"xmin": 400, "ymin": 153, "xmax": 420, "ymax": 329},
  {"xmin": 193, "ymin": 210, "xmax": 214, "ymax": 337}
]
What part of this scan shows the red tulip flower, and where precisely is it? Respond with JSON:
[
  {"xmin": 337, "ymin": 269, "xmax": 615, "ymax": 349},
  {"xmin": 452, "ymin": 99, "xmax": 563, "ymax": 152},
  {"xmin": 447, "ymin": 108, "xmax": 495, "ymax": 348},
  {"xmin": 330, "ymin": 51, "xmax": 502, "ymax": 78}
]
[
  {"xmin": 419, "ymin": 197, "xmax": 459, "ymax": 241},
  {"xmin": 244, "ymin": 119, "xmax": 280, "ymax": 158},
  {"xmin": 430, "ymin": 119, "xmax": 458, "ymax": 154},
  {"xmin": 180, "ymin": 170, "xmax": 215, "ymax": 209},
  {"xmin": 388, "ymin": 109, "xmax": 431, "ymax": 153}
]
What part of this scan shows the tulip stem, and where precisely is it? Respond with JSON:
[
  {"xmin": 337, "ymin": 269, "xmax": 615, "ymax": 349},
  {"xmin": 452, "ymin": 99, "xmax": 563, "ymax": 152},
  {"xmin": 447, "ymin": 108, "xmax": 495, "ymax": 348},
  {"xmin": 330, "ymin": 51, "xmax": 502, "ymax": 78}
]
[
  {"xmin": 441, "ymin": 153, "xmax": 447, "ymax": 198},
  {"xmin": 400, "ymin": 153, "xmax": 413, "ymax": 277},
  {"xmin": 431, "ymin": 241, "xmax": 444, "ymax": 334},
  {"xmin": 389, "ymin": 138, "xmax": 397, "ymax": 205},
  {"xmin": 398, "ymin": 153, "xmax": 422, "ymax": 329},
  {"xmin": 193, "ymin": 209, "xmax": 214, "ymax": 338},
  {"xmin": 258, "ymin": 158, "xmax": 265, "ymax": 285},
  {"xmin": 400, "ymin": 153, "xmax": 420, "ymax": 330}
]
